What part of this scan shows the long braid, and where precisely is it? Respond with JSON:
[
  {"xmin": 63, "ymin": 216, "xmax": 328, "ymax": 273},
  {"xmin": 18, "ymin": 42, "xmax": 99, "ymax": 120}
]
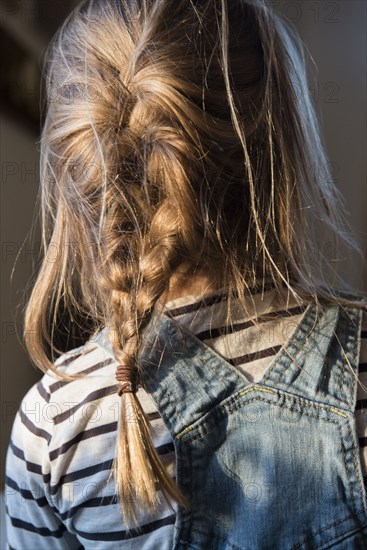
[{"xmin": 105, "ymin": 204, "xmax": 189, "ymax": 527}]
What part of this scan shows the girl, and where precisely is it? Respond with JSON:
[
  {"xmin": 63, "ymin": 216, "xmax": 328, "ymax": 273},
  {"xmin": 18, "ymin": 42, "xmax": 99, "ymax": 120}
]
[{"xmin": 5, "ymin": 0, "xmax": 367, "ymax": 548}]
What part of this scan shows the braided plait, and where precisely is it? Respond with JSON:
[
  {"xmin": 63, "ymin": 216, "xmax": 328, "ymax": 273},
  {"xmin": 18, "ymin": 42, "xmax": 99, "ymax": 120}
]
[{"xmin": 102, "ymin": 200, "xmax": 187, "ymax": 527}]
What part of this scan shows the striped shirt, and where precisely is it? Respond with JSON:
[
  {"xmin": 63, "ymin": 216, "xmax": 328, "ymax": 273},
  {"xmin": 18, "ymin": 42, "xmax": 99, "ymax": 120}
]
[{"xmin": 5, "ymin": 286, "xmax": 367, "ymax": 548}]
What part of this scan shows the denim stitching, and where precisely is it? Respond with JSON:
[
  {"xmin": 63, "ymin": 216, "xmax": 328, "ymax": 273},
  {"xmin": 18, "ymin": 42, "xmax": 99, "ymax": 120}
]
[
  {"xmin": 291, "ymin": 511, "xmax": 367, "ymax": 550},
  {"xmin": 338, "ymin": 307, "xmax": 359, "ymax": 407},
  {"xmin": 338, "ymin": 309, "xmax": 349, "ymax": 406},
  {"xmin": 347, "ymin": 415, "xmax": 367, "ymax": 515},
  {"xmin": 262, "ymin": 333, "xmax": 312, "ymax": 386},
  {"xmin": 180, "ymin": 396, "xmax": 342, "ymax": 444},
  {"xmin": 173, "ymin": 435, "xmax": 194, "ymax": 549},
  {"xmin": 176, "ymin": 387, "xmax": 350, "ymax": 441},
  {"xmin": 266, "ymin": 307, "xmax": 339, "ymax": 395}
]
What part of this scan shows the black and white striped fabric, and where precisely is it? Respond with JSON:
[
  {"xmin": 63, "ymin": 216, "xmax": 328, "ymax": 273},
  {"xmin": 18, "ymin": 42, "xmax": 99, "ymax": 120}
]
[{"xmin": 5, "ymin": 287, "xmax": 367, "ymax": 548}]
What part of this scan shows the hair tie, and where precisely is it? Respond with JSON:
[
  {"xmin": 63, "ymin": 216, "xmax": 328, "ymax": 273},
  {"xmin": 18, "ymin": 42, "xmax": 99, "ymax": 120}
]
[{"xmin": 115, "ymin": 361, "xmax": 139, "ymax": 396}]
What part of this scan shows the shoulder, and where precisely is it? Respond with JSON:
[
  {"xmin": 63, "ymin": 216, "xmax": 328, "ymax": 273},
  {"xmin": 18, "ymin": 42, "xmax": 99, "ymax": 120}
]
[
  {"xmin": 18, "ymin": 329, "xmax": 160, "ymax": 453},
  {"xmin": 37, "ymin": 336, "xmax": 117, "ymax": 411},
  {"xmin": 5, "ymin": 336, "xmax": 119, "ymax": 501},
  {"xmin": 8, "ymin": 335, "xmax": 117, "ymax": 456},
  {"xmin": 4, "ymin": 339, "xmax": 112, "ymax": 549}
]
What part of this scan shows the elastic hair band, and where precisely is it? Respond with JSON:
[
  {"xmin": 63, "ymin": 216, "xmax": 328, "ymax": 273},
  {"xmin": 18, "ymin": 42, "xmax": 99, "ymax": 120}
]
[{"xmin": 115, "ymin": 362, "xmax": 139, "ymax": 396}]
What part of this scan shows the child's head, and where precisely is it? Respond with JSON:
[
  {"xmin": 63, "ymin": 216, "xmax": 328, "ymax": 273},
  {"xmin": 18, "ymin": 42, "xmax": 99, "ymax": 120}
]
[{"xmin": 24, "ymin": 0, "xmax": 364, "ymax": 528}]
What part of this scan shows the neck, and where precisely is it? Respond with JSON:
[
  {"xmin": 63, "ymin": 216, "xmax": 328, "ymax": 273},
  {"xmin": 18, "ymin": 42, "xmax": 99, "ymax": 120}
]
[{"xmin": 157, "ymin": 263, "xmax": 221, "ymax": 306}]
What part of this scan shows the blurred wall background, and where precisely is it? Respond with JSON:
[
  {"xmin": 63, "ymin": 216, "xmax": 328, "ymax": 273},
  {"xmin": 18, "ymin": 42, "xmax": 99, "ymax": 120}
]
[{"xmin": 1, "ymin": 0, "xmax": 366, "ymax": 546}]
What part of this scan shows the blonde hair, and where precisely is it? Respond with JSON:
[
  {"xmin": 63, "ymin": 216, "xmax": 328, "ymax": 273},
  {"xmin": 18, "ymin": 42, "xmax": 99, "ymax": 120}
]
[{"xmin": 23, "ymin": 0, "xmax": 366, "ymax": 529}]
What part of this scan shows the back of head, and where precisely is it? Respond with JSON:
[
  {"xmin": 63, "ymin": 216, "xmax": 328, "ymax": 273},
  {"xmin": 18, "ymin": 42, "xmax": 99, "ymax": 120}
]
[
  {"xmin": 42, "ymin": 0, "xmax": 271, "ymax": 279},
  {"xmin": 24, "ymin": 0, "xmax": 366, "ymax": 528}
]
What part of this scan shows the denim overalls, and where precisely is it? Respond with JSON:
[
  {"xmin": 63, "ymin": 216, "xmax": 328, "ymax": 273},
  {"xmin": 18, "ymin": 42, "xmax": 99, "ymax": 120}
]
[{"xmin": 135, "ymin": 293, "xmax": 367, "ymax": 549}]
